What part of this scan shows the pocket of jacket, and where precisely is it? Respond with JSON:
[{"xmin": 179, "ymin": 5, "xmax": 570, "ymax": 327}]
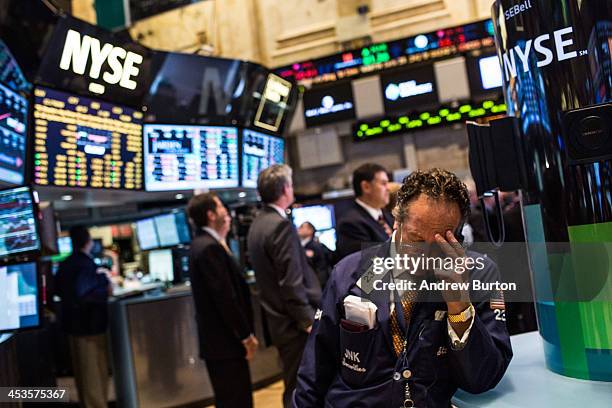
[{"xmin": 339, "ymin": 323, "xmax": 387, "ymax": 388}]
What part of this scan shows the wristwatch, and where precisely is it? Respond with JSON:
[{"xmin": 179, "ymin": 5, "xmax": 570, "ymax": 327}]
[{"xmin": 448, "ymin": 304, "xmax": 474, "ymax": 323}]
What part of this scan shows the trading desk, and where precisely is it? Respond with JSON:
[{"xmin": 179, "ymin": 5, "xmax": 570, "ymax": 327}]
[{"xmin": 453, "ymin": 331, "xmax": 612, "ymax": 407}]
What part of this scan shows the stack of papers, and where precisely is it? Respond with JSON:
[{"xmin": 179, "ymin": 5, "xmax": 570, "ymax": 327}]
[{"xmin": 343, "ymin": 295, "xmax": 378, "ymax": 329}]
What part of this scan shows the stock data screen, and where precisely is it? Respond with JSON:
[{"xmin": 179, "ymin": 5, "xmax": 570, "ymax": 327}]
[
  {"xmin": 241, "ymin": 129, "xmax": 284, "ymax": 188},
  {"xmin": 32, "ymin": 87, "xmax": 143, "ymax": 190},
  {"xmin": 143, "ymin": 124, "xmax": 239, "ymax": 191},
  {"xmin": 135, "ymin": 218, "xmax": 159, "ymax": 251},
  {"xmin": 154, "ymin": 212, "xmax": 191, "ymax": 247},
  {"xmin": 0, "ymin": 83, "xmax": 28, "ymax": 185},
  {"xmin": 0, "ymin": 262, "xmax": 39, "ymax": 332},
  {"xmin": 0, "ymin": 187, "xmax": 40, "ymax": 258}
]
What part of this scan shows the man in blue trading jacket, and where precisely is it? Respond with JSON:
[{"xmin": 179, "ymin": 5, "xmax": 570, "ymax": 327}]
[
  {"xmin": 293, "ymin": 169, "xmax": 513, "ymax": 407},
  {"xmin": 56, "ymin": 226, "xmax": 112, "ymax": 408}
]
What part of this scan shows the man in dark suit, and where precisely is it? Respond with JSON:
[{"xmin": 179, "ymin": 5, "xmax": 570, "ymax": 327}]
[
  {"xmin": 336, "ymin": 163, "xmax": 393, "ymax": 261},
  {"xmin": 247, "ymin": 164, "xmax": 322, "ymax": 408},
  {"xmin": 297, "ymin": 221, "xmax": 332, "ymax": 289},
  {"xmin": 187, "ymin": 193, "xmax": 258, "ymax": 408}
]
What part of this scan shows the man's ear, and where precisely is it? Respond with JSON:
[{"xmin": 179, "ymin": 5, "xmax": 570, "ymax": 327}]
[
  {"xmin": 361, "ymin": 180, "xmax": 371, "ymax": 195},
  {"xmin": 206, "ymin": 209, "xmax": 215, "ymax": 224}
]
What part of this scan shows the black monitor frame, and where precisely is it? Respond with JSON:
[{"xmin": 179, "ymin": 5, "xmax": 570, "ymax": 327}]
[{"xmin": 0, "ymin": 185, "xmax": 42, "ymax": 265}]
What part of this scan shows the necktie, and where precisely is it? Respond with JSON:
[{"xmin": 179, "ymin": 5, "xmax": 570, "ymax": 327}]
[
  {"xmin": 390, "ymin": 290, "xmax": 417, "ymax": 356},
  {"xmin": 220, "ymin": 240, "xmax": 232, "ymax": 255},
  {"xmin": 378, "ymin": 214, "xmax": 392, "ymax": 237}
]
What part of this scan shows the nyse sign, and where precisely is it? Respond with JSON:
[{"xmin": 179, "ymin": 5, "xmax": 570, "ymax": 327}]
[
  {"xmin": 501, "ymin": 26, "xmax": 586, "ymax": 81},
  {"xmin": 59, "ymin": 29, "xmax": 143, "ymax": 95}
]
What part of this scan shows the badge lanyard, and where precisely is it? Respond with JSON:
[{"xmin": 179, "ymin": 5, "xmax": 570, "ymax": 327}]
[{"xmin": 391, "ymin": 276, "xmax": 415, "ymax": 408}]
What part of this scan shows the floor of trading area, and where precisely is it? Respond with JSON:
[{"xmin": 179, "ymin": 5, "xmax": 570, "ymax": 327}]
[
  {"xmin": 204, "ymin": 381, "xmax": 284, "ymax": 408},
  {"xmin": 57, "ymin": 376, "xmax": 284, "ymax": 407}
]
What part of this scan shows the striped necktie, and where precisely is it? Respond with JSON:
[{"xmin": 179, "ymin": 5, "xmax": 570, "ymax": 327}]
[
  {"xmin": 390, "ymin": 290, "xmax": 417, "ymax": 356},
  {"xmin": 378, "ymin": 214, "xmax": 392, "ymax": 237}
]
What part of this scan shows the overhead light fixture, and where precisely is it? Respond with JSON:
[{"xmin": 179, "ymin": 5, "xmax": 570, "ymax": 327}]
[
  {"xmin": 175, "ymin": 193, "xmax": 184, "ymax": 200},
  {"xmin": 61, "ymin": 195, "xmax": 73, "ymax": 201}
]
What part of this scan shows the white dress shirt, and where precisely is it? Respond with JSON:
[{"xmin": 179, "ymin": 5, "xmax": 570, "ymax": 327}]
[
  {"xmin": 355, "ymin": 198, "xmax": 383, "ymax": 221},
  {"xmin": 269, "ymin": 204, "xmax": 288, "ymax": 219},
  {"xmin": 202, "ymin": 226, "xmax": 223, "ymax": 243}
]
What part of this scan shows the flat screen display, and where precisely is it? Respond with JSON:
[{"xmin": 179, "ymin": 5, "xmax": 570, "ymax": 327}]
[
  {"xmin": 148, "ymin": 249, "xmax": 174, "ymax": 282},
  {"xmin": 135, "ymin": 218, "xmax": 159, "ymax": 251},
  {"xmin": 57, "ymin": 236, "xmax": 72, "ymax": 256},
  {"xmin": 153, "ymin": 212, "xmax": 192, "ymax": 247},
  {"xmin": 241, "ymin": 129, "xmax": 284, "ymax": 188},
  {"xmin": 380, "ymin": 64, "xmax": 438, "ymax": 113},
  {"xmin": 466, "ymin": 52, "xmax": 504, "ymax": 99},
  {"xmin": 291, "ymin": 204, "xmax": 337, "ymax": 251},
  {"xmin": 303, "ymin": 82, "xmax": 355, "ymax": 127},
  {"xmin": 173, "ymin": 211, "xmax": 192, "ymax": 244},
  {"xmin": 143, "ymin": 124, "xmax": 239, "ymax": 191},
  {"xmin": 0, "ymin": 82, "xmax": 28, "ymax": 185},
  {"xmin": 0, "ymin": 262, "xmax": 39, "ymax": 333},
  {"xmin": 32, "ymin": 86, "xmax": 143, "ymax": 190},
  {"xmin": 478, "ymin": 55, "xmax": 503, "ymax": 90},
  {"xmin": 36, "ymin": 16, "xmax": 153, "ymax": 107},
  {"xmin": 0, "ymin": 187, "xmax": 40, "ymax": 259},
  {"xmin": 254, "ymin": 74, "xmax": 293, "ymax": 133}
]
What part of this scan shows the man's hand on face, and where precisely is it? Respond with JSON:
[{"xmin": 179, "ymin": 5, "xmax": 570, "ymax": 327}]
[{"xmin": 433, "ymin": 230, "xmax": 471, "ymax": 314}]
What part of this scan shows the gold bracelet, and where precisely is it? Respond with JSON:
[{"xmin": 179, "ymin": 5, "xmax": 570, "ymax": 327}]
[{"xmin": 448, "ymin": 304, "xmax": 474, "ymax": 323}]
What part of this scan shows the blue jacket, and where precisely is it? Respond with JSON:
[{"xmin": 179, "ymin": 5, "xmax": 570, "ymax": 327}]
[
  {"xmin": 56, "ymin": 252, "xmax": 110, "ymax": 336},
  {"xmin": 293, "ymin": 242, "xmax": 512, "ymax": 407}
]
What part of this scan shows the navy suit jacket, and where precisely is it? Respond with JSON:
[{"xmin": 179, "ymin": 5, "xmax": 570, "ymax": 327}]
[
  {"xmin": 335, "ymin": 200, "xmax": 393, "ymax": 262},
  {"xmin": 293, "ymin": 242, "xmax": 513, "ymax": 407}
]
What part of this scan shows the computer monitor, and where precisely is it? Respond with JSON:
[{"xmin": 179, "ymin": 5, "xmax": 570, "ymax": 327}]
[
  {"xmin": 91, "ymin": 239, "xmax": 104, "ymax": 258},
  {"xmin": 317, "ymin": 229, "xmax": 337, "ymax": 252},
  {"xmin": 478, "ymin": 55, "xmax": 503, "ymax": 90},
  {"xmin": 152, "ymin": 211, "xmax": 191, "ymax": 248},
  {"xmin": 0, "ymin": 262, "xmax": 40, "ymax": 333},
  {"xmin": 0, "ymin": 186, "xmax": 40, "ymax": 260},
  {"xmin": 291, "ymin": 204, "xmax": 337, "ymax": 251},
  {"xmin": 241, "ymin": 129, "xmax": 285, "ymax": 188},
  {"xmin": 154, "ymin": 213, "xmax": 180, "ymax": 248},
  {"xmin": 143, "ymin": 124, "xmax": 239, "ymax": 191},
  {"xmin": 0, "ymin": 82, "xmax": 28, "ymax": 185},
  {"xmin": 148, "ymin": 249, "xmax": 174, "ymax": 282},
  {"xmin": 57, "ymin": 236, "xmax": 72, "ymax": 256},
  {"xmin": 466, "ymin": 52, "xmax": 504, "ymax": 99},
  {"xmin": 135, "ymin": 218, "xmax": 159, "ymax": 251},
  {"xmin": 174, "ymin": 211, "xmax": 192, "ymax": 244},
  {"xmin": 32, "ymin": 86, "xmax": 144, "ymax": 190}
]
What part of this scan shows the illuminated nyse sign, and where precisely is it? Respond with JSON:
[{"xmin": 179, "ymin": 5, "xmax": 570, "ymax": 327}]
[
  {"xmin": 59, "ymin": 29, "xmax": 143, "ymax": 95},
  {"xmin": 303, "ymin": 82, "xmax": 355, "ymax": 127},
  {"xmin": 501, "ymin": 26, "xmax": 586, "ymax": 81}
]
